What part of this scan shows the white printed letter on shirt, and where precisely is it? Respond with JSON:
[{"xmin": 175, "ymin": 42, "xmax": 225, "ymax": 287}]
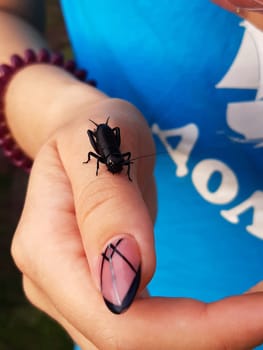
[
  {"xmin": 221, "ymin": 191, "xmax": 263, "ymax": 239},
  {"xmin": 152, "ymin": 123, "xmax": 199, "ymax": 177},
  {"xmin": 192, "ymin": 159, "xmax": 239, "ymax": 204}
]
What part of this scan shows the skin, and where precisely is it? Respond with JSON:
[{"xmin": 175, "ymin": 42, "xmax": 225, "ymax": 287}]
[
  {"xmin": 212, "ymin": 0, "xmax": 263, "ymax": 29},
  {"xmin": 1, "ymin": 0, "xmax": 263, "ymax": 349}
]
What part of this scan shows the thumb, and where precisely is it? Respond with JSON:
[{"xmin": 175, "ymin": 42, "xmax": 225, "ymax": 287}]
[
  {"xmin": 56, "ymin": 102, "xmax": 156, "ymax": 314},
  {"xmin": 245, "ymin": 281, "xmax": 263, "ymax": 294}
]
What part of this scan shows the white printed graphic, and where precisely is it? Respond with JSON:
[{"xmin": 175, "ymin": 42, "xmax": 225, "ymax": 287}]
[
  {"xmin": 221, "ymin": 191, "xmax": 263, "ymax": 239},
  {"xmin": 192, "ymin": 159, "xmax": 238, "ymax": 205},
  {"xmin": 152, "ymin": 123, "xmax": 199, "ymax": 177},
  {"xmin": 152, "ymin": 21, "xmax": 263, "ymax": 239},
  {"xmin": 217, "ymin": 21, "xmax": 263, "ymax": 148}
]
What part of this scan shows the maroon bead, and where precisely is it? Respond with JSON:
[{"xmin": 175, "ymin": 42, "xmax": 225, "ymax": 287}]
[
  {"xmin": 24, "ymin": 49, "xmax": 37, "ymax": 63},
  {"xmin": 10, "ymin": 148, "xmax": 23, "ymax": 159},
  {"xmin": 24, "ymin": 167, "xmax": 31, "ymax": 174},
  {"xmin": 0, "ymin": 64, "xmax": 12, "ymax": 80},
  {"xmin": 21, "ymin": 158, "xmax": 32, "ymax": 172},
  {"xmin": 12, "ymin": 149, "xmax": 23, "ymax": 160},
  {"xmin": 2, "ymin": 145, "xmax": 14, "ymax": 157},
  {"xmin": 0, "ymin": 83, "xmax": 6, "ymax": 95},
  {"xmin": 87, "ymin": 79, "xmax": 97, "ymax": 87},
  {"xmin": 0, "ymin": 124, "xmax": 8, "ymax": 136},
  {"xmin": 0, "ymin": 136, "xmax": 8, "ymax": 146},
  {"xmin": 74, "ymin": 69, "xmax": 87, "ymax": 81},
  {"xmin": 11, "ymin": 150, "xmax": 32, "ymax": 171},
  {"xmin": 0, "ymin": 48, "xmax": 96, "ymax": 174},
  {"xmin": 12, "ymin": 157, "xmax": 24, "ymax": 168},
  {"xmin": 38, "ymin": 48, "xmax": 50, "ymax": 62},
  {"xmin": 11, "ymin": 54, "xmax": 24, "ymax": 69},
  {"xmin": 1, "ymin": 137, "xmax": 14, "ymax": 148},
  {"xmin": 64, "ymin": 60, "xmax": 76, "ymax": 72},
  {"xmin": 0, "ymin": 138, "xmax": 5, "ymax": 146},
  {"xmin": 51, "ymin": 53, "xmax": 64, "ymax": 66}
]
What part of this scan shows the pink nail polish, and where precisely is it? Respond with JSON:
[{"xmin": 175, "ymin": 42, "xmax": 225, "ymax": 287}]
[{"xmin": 100, "ymin": 237, "xmax": 141, "ymax": 314}]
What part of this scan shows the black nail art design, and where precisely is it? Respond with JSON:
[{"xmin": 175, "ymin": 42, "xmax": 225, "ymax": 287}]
[{"xmin": 100, "ymin": 238, "xmax": 141, "ymax": 314}]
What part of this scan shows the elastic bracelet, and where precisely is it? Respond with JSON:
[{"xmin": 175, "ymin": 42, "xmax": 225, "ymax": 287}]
[{"xmin": 0, "ymin": 48, "xmax": 97, "ymax": 173}]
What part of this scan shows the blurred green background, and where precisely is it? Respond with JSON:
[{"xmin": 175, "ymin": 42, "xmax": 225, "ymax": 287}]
[{"xmin": 0, "ymin": 1, "xmax": 74, "ymax": 349}]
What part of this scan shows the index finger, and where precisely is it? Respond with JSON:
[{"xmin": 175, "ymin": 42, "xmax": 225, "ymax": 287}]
[{"xmin": 112, "ymin": 292, "xmax": 263, "ymax": 350}]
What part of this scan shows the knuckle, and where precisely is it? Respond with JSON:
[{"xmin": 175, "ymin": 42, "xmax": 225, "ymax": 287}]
[
  {"xmin": 77, "ymin": 178, "xmax": 120, "ymax": 225},
  {"xmin": 11, "ymin": 232, "xmax": 26, "ymax": 272},
  {"xmin": 22, "ymin": 277, "xmax": 44, "ymax": 312},
  {"xmin": 94, "ymin": 327, "xmax": 120, "ymax": 350},
  {"xmin": 22, "ymin": 277, "xmax": 35, "ymax": 304},
  {"xmin": 11, "ymin": 227, "xmax": 34, "ymax": 275}
]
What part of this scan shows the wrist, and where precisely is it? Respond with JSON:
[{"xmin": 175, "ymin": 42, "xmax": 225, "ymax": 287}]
[{"xmin": 4, "ymin": 62, "xmax": 107, "ymax": 158}]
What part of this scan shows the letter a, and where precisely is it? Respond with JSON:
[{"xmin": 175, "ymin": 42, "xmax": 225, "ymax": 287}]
[
  {"xmin": 152, "ymin": 123, "xmax": 199, "ymax": 177},
  {"xmin": 221, "ymin": 191, "xmax": 263, "ymax": 239}
]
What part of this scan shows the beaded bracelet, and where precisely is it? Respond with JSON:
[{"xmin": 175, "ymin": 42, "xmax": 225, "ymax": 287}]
[{"xmin": 0, "ymin": 48, "xmax": 96, "ymax": 173}]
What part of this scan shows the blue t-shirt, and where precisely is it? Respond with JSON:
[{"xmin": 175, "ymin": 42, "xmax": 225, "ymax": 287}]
[{"xmin": 60, "ymin": 0, "xmax": 263, "ymax": 347}]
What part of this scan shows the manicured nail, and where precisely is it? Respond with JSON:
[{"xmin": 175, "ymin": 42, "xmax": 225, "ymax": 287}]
[{"xmin": 100, "ymin": 236, "xmax": 141, "ymax": 314}]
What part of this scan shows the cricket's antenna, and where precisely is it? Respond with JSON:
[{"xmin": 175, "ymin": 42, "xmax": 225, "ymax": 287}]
[
  {"xmin": 89, "ymin": 119, "xmax": 98, "ymax": 127},
  {"xmin": 130, "ymin": 150, "xmax": 167, "ymax": 162},
  {"xmin": 105, "ymin": 116, "xmax": 110, "ymax": 125}
]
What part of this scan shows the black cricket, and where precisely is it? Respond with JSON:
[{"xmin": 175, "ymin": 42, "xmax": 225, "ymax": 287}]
[{"xmin": 83, "ymin": 117, "xmax": 133, "ymax": 181}]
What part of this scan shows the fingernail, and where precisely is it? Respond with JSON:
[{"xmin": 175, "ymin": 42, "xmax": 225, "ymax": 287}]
[{"xmin": 100, "ymin": 236, "xmax": 141, "ymax": 314}]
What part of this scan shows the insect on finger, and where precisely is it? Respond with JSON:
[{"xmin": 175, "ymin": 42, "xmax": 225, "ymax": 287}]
[{"xmin": 83, "ymin": 117, "xmax": 133, "ymax": 181}]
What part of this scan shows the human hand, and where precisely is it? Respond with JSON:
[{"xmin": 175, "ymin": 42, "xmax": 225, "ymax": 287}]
[
  {"xmin": 11, "ymin": 98, "xmax": 157, "ymax": 349},
  {"xmin": 11, "ymin": 98, "xmax": 263, "ymax": 349},
  {"xmin": 212, "ymin": 0, "xmax": 263, "ymax": 29},
  {"xmin": 212, "ymin": 0, "xmax": 263, "ymax": 11}
]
